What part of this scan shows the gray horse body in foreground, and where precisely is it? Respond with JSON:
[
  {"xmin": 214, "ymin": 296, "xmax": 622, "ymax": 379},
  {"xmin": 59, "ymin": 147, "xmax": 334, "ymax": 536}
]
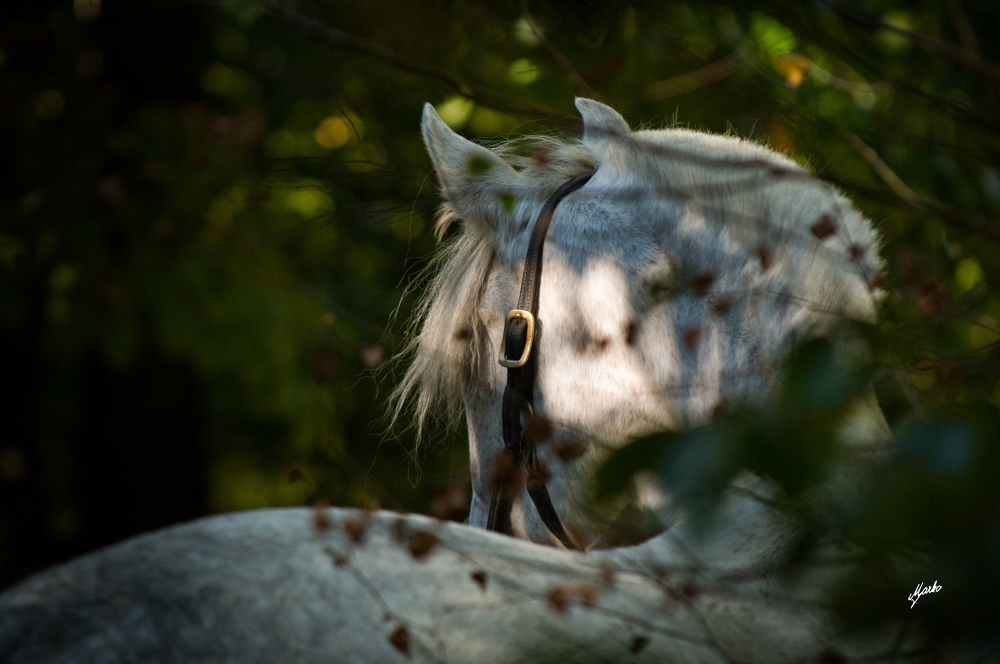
[
  {"xmin": 2, "ymin": 100, "xmax": 907, "ymax": 662},
  {"xmin": 2, "ymin": 503, "xmax": 878, "ymax": 663}
]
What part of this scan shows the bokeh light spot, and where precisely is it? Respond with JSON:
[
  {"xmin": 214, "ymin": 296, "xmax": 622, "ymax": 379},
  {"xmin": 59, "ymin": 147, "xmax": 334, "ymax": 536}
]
[
  {"xmin": 314, "ymin": 117, "xmax": 350, "ymax": 150},
  {"xmin": 50, "ymin": 265, "xmax": 77, "ymax": 291},
  {"xmin": 878, "ymin": 11, "xmax": 913, "ymax": 53},
  {"xmin": 286, "ymin": 188, "xmax": 332, "ymax": 217},
  {"xmin": 200, "ymin": 63, "xmax": 253, "ymax": 98},
  {"xmin": 955, "ymin": 258, "xmax": 984, "ymax": 294},
  {"xmin": 750, "ymin": 14, "xmax": 796, "ymax": 59},
  {"xmin": 513, "ymin": 17, "xmax": 541, "ymax": 46},
  {"xmin": 508, "ymin": 58, "xmax": 541, "ymax": 86},
  {"xmin": 36, "ymin": 89, "xmax": 65, "ymax": 120},
  {"xmin": 435, "ymin": 95, "xmax": 475, "ymax": 129},
  {"xmin": 775, "ymin": 53, "xmax": 811, "ymax": 88}
]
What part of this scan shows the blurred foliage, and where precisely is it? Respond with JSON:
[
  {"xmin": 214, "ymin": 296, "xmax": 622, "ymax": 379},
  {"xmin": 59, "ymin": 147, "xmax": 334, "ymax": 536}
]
[
  {"xmin": 2, "ymin": 0, "xmax": 1000, "ymax": 653},
  {"xmin": 600, "ymin": 327, "xmax": 1000, "ymax": 655},
  {"xmin": 597, "ymin": 328, "xmax": 878, "ymax": 514}
]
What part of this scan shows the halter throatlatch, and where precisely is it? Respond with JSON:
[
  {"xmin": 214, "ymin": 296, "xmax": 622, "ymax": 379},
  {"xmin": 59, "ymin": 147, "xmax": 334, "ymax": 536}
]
[{"xmin": 486, "ymin": 171, "xmax": 595, "ymax": 549}]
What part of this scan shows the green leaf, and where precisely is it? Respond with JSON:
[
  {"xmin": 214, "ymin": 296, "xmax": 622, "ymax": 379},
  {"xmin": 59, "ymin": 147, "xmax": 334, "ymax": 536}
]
[{"xmin": 594, "ymin": 433, "xmax": 671, "ymax": 502}]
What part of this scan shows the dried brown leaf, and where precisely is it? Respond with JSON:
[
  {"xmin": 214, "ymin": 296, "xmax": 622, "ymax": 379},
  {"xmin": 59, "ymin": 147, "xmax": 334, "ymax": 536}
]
[
  {"xmin": 388, "ymin": 626, "xmax": 410, "ymax": 656},
  {"xmin": 407, "ymin": 530, "xmax": 439, "ymax": 560},
  {"xmin": 312, "ymin": 504, "xmax": 331, "ymax": 532},
  {"xmin": 810, "ymin": 214, "xmax": 838, "ymax": 240},
  {"xmin": 343, "ymin": 516, "xmax": 367, "ymax": 544}
]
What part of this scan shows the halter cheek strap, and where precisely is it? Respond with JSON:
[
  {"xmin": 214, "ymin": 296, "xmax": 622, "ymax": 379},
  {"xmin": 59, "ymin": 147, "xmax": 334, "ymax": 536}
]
[{"xmin": 486, "ymin": 171, "xmax": 595, "ymax": 549}]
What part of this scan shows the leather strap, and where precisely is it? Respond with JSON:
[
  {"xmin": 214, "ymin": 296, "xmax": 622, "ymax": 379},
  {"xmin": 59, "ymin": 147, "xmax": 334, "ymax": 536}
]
[{"xmin": 486, "ymin": 171, "xmax": 595, "ymax": 549}]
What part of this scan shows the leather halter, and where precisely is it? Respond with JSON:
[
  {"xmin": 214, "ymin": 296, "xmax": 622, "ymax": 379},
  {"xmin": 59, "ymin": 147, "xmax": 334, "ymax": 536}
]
[{"xmin": 486, "ymin": 171, "xmax": 595, "ymax": 549}]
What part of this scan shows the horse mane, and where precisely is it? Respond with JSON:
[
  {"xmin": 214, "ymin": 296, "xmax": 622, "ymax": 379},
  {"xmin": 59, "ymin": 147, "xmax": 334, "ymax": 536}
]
[{"xmin": 387, "ymin": 135, "xmax": 597, "ymax": 446}]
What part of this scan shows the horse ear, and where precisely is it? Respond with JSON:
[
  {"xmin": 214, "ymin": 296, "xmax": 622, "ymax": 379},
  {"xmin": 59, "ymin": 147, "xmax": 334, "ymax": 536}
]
[
  {"xmin": 422, "ymin": 103, "xmax": 521, "ymax": 231},
  {"xmin": 575, "ymin": 98, "xmax": 630, "ymax": 144}
]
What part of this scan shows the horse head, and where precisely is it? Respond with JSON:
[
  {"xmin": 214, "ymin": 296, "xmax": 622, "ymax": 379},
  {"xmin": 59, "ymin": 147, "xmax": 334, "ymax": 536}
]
[{"xmin": 398, "ymin": 98, "xmax": 884, "ymax": 549}]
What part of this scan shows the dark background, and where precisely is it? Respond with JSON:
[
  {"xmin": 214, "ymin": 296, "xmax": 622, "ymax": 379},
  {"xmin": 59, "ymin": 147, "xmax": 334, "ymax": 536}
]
[{"xmin": 2, "ymin": 3, "xmax": 999, "ymax": 645}]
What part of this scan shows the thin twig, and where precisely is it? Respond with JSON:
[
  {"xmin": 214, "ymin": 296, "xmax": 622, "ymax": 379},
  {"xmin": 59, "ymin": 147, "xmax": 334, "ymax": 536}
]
[
  {"xmin": 894, "ymin": 369, "xmax": 925, "ymax": 416},
  {"xmin": 520, "ymin": 7, "xmax": 601, "ymax": 100},
  {"xmin": 817, "ymin": 0, "xmax": 1000, "ymax": 83},
  {"xmin": 804, "ymin": 16, "xmax": 1000, "ymax": 136},
  {"xmin": 943, "ymin": 0, "xmax": 980, "ymax": 55},
  {"xmin": 265, "ymin": 3, "xmax": 563, "ymax": 121},
  {"xmin": 646, "ymin": 53, "xmax": 741, "ymax": 100},
  {"xmin": 842, "ymin": 131, "xmax": 924, "ymax": 209},
  {"xmin": 842, "ymin": 129, "xmax": 1000, "ymax": 243}
]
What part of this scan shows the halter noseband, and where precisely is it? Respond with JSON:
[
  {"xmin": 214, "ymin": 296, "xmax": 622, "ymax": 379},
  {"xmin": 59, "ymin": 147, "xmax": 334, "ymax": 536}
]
[{"xmin": 486, "ymin": 171, "xmax": 595, "ymax": 549}]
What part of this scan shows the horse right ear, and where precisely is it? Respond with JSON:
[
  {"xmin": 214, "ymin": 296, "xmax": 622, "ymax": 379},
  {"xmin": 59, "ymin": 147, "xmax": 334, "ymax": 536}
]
[
  {"xmin": 575, "ymin": 98, "xmax": 630, "ymax": 145},
  {"xmin": 422, "ymin": 103, "xmax": 522, "ymax": 233}
]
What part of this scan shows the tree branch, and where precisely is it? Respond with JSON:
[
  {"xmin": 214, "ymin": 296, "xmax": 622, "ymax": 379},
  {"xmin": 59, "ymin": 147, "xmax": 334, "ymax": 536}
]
[
  {"xmin": 520, "ymin": 7, "xmax": 601, "ymax": 100},
  {"xmin": 842, "ymin": 129, "xmax": 1000, "ymax": 243},
  {"xmin": 942, "ymin": 0, "xmax": 980, "ymax": 55},
  {"xmin": 817, "ymin": 0, "xmax": 1000, "ymax": 84},
  {"xmin": 264, "ymin": 3, "xmax": 564, "ymax": 121},
  {"xmin": 646, "ymin": 53, "xmax": 742, "ymax": 100}
]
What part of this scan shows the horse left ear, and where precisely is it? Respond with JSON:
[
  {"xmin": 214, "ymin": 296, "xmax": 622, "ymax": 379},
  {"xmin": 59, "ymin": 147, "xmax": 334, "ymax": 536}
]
[{"xmin": 422, "ymin": 103, "xmax": 522, "ymax": 233}]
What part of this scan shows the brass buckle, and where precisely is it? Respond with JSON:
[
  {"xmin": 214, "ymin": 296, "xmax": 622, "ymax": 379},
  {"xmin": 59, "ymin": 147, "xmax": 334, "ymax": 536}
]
[{"xmin": 498, "ymin": 309, "xmax": 535, "ymax": 368}]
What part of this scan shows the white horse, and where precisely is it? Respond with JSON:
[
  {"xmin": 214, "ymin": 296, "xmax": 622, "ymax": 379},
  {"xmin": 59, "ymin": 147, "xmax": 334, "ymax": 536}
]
[
  {"xmin": 0, "ymin": 99, "xmax": 900, "ymax": 664},
  {"xmin": 394, "ymin": 98, "xmax": 885, "ymax": 549}
]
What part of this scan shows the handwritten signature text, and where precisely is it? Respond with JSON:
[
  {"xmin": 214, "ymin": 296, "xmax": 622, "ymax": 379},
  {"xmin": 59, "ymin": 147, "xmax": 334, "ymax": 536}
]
[{"xmin": 908, "ymin": 580, "xmax": 942, "ymax": 608}]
